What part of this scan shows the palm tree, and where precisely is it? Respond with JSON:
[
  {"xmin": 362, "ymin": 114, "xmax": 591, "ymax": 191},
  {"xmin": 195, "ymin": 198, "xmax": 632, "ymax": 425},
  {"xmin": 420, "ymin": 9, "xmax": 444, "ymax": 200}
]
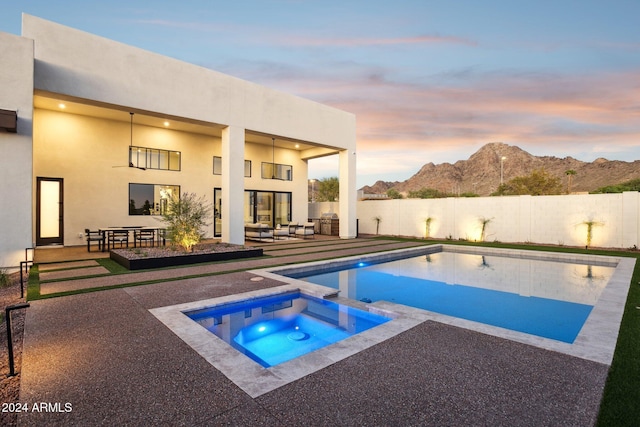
[
  {"xmin": 373, "ymin": 216, "xmax": 382, "ymax": 235},
  {"xmin": 478, "ymin": 217, "xmax": 493, "ymax": 242},
  {"xmin": 425, "ymin": 217, "xmax": 433, "ymax": 239},
  {"xmin": 581, "ymin": 219, "xmax": 604, "ymax": 249},
  {"xmin": 565, "ymin": 169, "xmax": 577, "ymax": 194}
]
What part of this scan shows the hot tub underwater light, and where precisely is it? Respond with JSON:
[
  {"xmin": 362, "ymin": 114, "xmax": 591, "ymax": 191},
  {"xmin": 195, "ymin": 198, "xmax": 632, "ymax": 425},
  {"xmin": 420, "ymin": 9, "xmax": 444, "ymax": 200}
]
[{"xmin": 287, "ymin": 331, "xmax": 310, "ymax": 341}]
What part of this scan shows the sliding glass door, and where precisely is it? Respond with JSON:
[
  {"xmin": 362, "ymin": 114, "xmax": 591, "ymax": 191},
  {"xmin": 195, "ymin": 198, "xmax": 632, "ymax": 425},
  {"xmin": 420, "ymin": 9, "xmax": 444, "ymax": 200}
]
[
  {"xmin": 274, "ymin": 192, "xmax": 292, "ymax": 226},
  {"xmin": 214, "ymin": 188, "xmax": 222, "ymax": 237},
  {"xmin": 255, "ymin": 192, "xmax": 273, "ymax": 225},
  {"xmin": 215, "ymin": 189, "xmax": 291, "ymax": 236}
]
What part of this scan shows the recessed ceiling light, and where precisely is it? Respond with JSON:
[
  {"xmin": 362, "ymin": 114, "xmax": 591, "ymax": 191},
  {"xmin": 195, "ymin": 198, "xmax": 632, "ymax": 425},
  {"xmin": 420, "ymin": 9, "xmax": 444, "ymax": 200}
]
[
  {"xmin": 295, "ymin": 144, "xmax": 300, "ymax": 148},
  {"xmin": 163, "ymin": 121, "xmax": 170, "ymax": 127},
  {"xmin": 58, "ymin": 103, "xmax": 66, "ymax": 109}
]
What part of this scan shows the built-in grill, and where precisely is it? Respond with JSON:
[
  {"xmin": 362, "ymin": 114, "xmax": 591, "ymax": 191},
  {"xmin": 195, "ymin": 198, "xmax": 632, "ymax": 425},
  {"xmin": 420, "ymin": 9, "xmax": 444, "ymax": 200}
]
[{"xmin": 320, "ymin": 212, "xmax": 339, "ymax": 236}]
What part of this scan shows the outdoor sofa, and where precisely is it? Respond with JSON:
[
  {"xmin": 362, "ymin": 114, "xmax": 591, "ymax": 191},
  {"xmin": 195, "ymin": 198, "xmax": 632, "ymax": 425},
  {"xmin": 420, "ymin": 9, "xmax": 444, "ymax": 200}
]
[{"xmin": 244, "ymin": 223, "xmax": 273, "ymax": 241}]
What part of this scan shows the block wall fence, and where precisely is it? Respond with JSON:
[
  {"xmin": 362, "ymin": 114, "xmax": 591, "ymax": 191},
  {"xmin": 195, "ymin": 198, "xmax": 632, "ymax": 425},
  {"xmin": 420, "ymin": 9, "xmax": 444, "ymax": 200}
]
[{"xmin": 309, "ymin": 192, "xmax": 640, "ymax": 249}]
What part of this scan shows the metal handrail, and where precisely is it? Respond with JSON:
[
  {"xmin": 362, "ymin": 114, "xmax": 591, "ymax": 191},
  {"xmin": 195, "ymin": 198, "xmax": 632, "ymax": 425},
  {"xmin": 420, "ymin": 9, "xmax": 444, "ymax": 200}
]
[
  {"xmin": 19, "ymin": 247, "xmax": 34, "ymax": 299},
  {"xmin": 5, "ymin": 303, "xmax": 29, "ymax": 377}
]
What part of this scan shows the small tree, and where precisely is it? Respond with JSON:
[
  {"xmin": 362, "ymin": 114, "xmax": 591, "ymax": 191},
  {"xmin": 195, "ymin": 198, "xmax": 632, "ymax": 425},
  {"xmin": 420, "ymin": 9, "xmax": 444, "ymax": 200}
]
[
  {"xmin": 425, "ymin": 217, "xmax": 434, "ymax": 239},
  {"xmin": 373, "ymin": 216, "xmax": 382, "ymax": 235},
  {"xmin": 0, "ymin": 268, "xmax": 9, "ymax": 288},
  {"xmin": 493, "ymin": 169, "xmax": 562, "ymax": 196},
  {"xmin": 581, "ymin": 219, "xmax": 604, "ymax": 249},
  {"xmin": 408, "ymin": 187, "xmax": 449, "ymax": 199},
  {"xmin": 317, "ymin": 177, "xmax": 339, "ymax": 202},
  {"xmin": 161, "ymin": 192, "xmax": 212, "ymax": 252},
  {"xmin": 386, "ymin": 188, "xmax": 403, "ymax": 199},
  {"xmin": 478, "ymin": 217, "xmax": 493, "ymax": 242},
  {"xmin": 592, "ymin": 178, "xmax": 640, "ymax": 194}
]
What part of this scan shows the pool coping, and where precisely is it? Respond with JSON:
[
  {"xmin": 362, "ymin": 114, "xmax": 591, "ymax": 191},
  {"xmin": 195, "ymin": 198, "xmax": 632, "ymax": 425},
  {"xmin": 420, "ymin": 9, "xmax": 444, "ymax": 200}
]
[{"xmin": 256, "ymin": 244, "xmax": 634, "ymax": 366}]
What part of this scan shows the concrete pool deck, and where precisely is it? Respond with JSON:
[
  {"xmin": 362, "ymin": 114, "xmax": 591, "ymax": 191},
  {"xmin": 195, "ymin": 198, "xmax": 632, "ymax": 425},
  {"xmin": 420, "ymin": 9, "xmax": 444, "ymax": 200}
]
[{"xmin": 18, "ymin": 239, "xmax": 624, "ymax": 425}]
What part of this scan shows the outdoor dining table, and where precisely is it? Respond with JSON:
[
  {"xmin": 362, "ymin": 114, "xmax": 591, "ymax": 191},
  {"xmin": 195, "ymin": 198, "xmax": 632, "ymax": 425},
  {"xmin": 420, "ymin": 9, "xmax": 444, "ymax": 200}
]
[{"xmin": 98, "ymin": 226, "xmax": 166, "ymax": 252}]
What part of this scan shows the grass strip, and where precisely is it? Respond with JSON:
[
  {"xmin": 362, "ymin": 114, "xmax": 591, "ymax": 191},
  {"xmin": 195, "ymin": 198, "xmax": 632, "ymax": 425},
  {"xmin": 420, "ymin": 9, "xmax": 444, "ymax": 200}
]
[{"xmin": 595, "ymin": 258, "xmax": 640, "ymax": 426}]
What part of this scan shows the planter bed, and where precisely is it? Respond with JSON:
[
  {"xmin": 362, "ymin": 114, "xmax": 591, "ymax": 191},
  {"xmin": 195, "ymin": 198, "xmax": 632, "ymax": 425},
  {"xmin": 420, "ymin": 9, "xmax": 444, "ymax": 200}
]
[{"xmin": 110, "ymin": 244, "xmax": 263, "ymax": 270}]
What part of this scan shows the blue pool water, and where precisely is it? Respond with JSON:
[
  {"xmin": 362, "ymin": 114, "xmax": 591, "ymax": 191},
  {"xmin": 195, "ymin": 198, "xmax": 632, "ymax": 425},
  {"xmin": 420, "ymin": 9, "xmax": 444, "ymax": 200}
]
[
  {"xmin": 185, "ymin": 291, "xmax": 390, "ymax": 367},
  {"xmin": 293, "ymin": 252, "xmax": 616, "ymax": 343}
]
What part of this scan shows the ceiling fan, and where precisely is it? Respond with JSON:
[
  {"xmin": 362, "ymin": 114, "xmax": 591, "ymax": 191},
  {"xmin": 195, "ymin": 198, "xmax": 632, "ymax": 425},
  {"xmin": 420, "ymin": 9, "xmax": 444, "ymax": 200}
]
[{"xmin": 112, "ymin": 112, "xmax": 146, "ymax": 170}]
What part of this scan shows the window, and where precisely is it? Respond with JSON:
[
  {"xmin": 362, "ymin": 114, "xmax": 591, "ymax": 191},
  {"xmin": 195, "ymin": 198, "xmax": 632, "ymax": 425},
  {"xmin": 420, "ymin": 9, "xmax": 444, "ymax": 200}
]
[
  {"xmin": 129, "ymin": 183, "xmax": 179, "ymax": 215},
  {"xmin": 213, "ymin": 157, "xmax": 252, "ymax": 177},
  {"xmin": 215, "ymin": 189, "xmax": 291, "ymax": 236},
  {"xmin": 244, "ymin": 190, "xmax": 292, "ymax": 227},
  {"xmin": 130, "ymin": 146, "xmax": 180, "ymax": 171},
  {"xmin": 261, "ymin": 162, "xmax": 292, "ymax": 181}
]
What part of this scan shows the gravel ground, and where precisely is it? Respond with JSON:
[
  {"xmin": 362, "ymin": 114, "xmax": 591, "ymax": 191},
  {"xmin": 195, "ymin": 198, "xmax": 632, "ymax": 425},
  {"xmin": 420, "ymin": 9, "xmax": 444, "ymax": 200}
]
[
  {"xmin": 18, "ymin": 271, "xmax": 609, "ymax": 426},
  {"xmin": 111, "ymin": 242, "xmax": 251, "ymax": 260},
  {"xmin": 0, "ymin": 272, "xmax": 25, "ymax": 427}
]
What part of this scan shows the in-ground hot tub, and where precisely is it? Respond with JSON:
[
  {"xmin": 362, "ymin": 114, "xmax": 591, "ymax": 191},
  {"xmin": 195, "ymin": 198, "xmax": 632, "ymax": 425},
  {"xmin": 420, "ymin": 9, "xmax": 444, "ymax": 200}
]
[{"xmin": 184, "ymin": 290, "xmax": 390, "ymax": 367}]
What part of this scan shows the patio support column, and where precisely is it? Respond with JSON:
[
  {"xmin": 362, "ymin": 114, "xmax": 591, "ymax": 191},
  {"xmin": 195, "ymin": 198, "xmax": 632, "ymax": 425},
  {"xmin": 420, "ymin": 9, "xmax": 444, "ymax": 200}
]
[
  {"xmin": 339, "ymin": 147, "xmax": 357, "ymax": 239},
  {"xmin": 221, "ymin": 125, "xmax": 245, "ymax": 245}
]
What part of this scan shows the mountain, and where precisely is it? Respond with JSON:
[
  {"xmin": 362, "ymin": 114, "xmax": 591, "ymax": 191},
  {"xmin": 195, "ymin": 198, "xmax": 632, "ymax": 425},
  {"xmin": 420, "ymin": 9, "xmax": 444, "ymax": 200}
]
[{"xmin": 361, "ymin": 142, "xmax": 640, "ymax": 196}]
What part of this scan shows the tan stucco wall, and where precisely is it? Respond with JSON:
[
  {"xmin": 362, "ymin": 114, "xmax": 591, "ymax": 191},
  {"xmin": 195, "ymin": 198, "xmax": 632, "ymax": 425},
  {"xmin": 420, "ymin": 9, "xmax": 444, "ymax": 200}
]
[{"xmin": 32, "ymin": 109, "xmax": 309, "ymax": 245}]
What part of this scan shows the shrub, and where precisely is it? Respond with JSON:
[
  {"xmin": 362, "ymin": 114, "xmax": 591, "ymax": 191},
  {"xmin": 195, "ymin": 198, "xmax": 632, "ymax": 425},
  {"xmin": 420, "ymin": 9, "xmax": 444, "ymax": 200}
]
[
  {"xmin": 493, "ymin": 168, "xmax": 562, "ymax": 196},
  {"xmin": 160, "ymin": 192, "xmax": 212, "ymax": 252},
  {"xmin": 591, "ymin": 178, "xmax": 640, "ymax": 194},
  {"xmin": 0, "ymin": 268, "xmax": 9, "ymax": 288}
]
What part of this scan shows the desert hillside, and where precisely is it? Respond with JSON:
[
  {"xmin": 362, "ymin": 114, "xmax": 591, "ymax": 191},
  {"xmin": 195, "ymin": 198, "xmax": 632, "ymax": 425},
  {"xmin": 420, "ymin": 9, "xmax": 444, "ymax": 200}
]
[{"xmin": 361, "ymin": 142, "xmax": 640, "ymax": 196}]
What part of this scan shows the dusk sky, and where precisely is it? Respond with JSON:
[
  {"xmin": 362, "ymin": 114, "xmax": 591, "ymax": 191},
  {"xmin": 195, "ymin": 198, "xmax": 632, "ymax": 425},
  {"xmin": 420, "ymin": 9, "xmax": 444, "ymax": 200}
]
[{"xmin": 2, "ymin": 1, "xmax": 639, "ymax": 187}]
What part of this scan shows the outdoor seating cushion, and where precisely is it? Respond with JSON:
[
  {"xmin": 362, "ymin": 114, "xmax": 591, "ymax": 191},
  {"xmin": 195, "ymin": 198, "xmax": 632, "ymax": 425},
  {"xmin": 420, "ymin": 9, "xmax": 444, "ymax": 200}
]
[
  {"xmin": 274, "ymin": 225, "xmax": 289, "ymax": 237},
  {"xmin": 245, "ymin": 223, "xmax": 273, "ymax": 239},
  {"xmin": 295, "ymin": 223, "xmax": 315, "ymax": 235}
]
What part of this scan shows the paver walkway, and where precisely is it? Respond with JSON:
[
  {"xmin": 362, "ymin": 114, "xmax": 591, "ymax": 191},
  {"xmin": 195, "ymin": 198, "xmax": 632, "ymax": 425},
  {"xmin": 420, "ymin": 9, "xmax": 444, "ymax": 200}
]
[
  {"xmin": 38, "ymin": 238, "xmax": 422, "ymax": 295},
  {"xmin": 38, "ymin": 260, "xmax": 101, "ymax": 271}
]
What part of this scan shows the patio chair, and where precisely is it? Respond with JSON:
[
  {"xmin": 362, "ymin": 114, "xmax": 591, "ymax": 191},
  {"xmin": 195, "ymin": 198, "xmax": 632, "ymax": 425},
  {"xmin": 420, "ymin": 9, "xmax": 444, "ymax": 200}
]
[
  {"xmin": 273, "ymin": 224, "xmax": 289, "ymax": 240},
  {"xmin": 157, "ymin": 228, "xmax": 167, "ymax": 246},
  {"xmin": 134, "ymin": 229, "xmax": 155, "ymax": 247},
  {"xmin": 108, "ymin": 230, "xmax": 129, "ymax": 248},
  {"xmin": 295, "ymin": 222, "xmax": 315, "ymax": 239},
  {"xmin": 85, "ymin": 228, "xmax": 104, "ymax": 252}
]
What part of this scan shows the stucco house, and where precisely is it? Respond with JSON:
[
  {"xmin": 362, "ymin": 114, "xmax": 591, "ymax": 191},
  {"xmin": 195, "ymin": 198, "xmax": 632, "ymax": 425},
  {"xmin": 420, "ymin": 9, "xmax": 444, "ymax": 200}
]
[{"xmin": 0, "ymin": 14, "xmax": 357, "ymax": 269}]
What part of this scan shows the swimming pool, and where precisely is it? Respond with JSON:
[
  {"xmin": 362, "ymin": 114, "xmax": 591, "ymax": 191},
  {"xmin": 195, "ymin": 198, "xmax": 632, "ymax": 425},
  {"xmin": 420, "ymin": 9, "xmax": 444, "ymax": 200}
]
[
  {"xmin": 184, "ymin": 291, "xmax": 390, "ymax": 367},
  {"xmin": 289, "ymin": 251, "xmax": 616, "ymax": 343},
  {"xmin": 256, "ymin": 244, "xmax": 633, "ymax": 365}
]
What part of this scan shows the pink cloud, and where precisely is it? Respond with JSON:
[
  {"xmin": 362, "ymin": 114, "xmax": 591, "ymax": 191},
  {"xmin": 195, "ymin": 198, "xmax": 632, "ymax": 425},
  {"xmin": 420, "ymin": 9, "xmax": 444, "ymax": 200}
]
[
  {"xmin": 312, "ymin": 68, "xmax": 640, "ymax": 162},
  {"xmin": 209, "ymin": 55, "xmax": 640, "ymax": 168},
  {"xmin": 299, "ymin": 66, "xmax": 640, "ymax": 184}
]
